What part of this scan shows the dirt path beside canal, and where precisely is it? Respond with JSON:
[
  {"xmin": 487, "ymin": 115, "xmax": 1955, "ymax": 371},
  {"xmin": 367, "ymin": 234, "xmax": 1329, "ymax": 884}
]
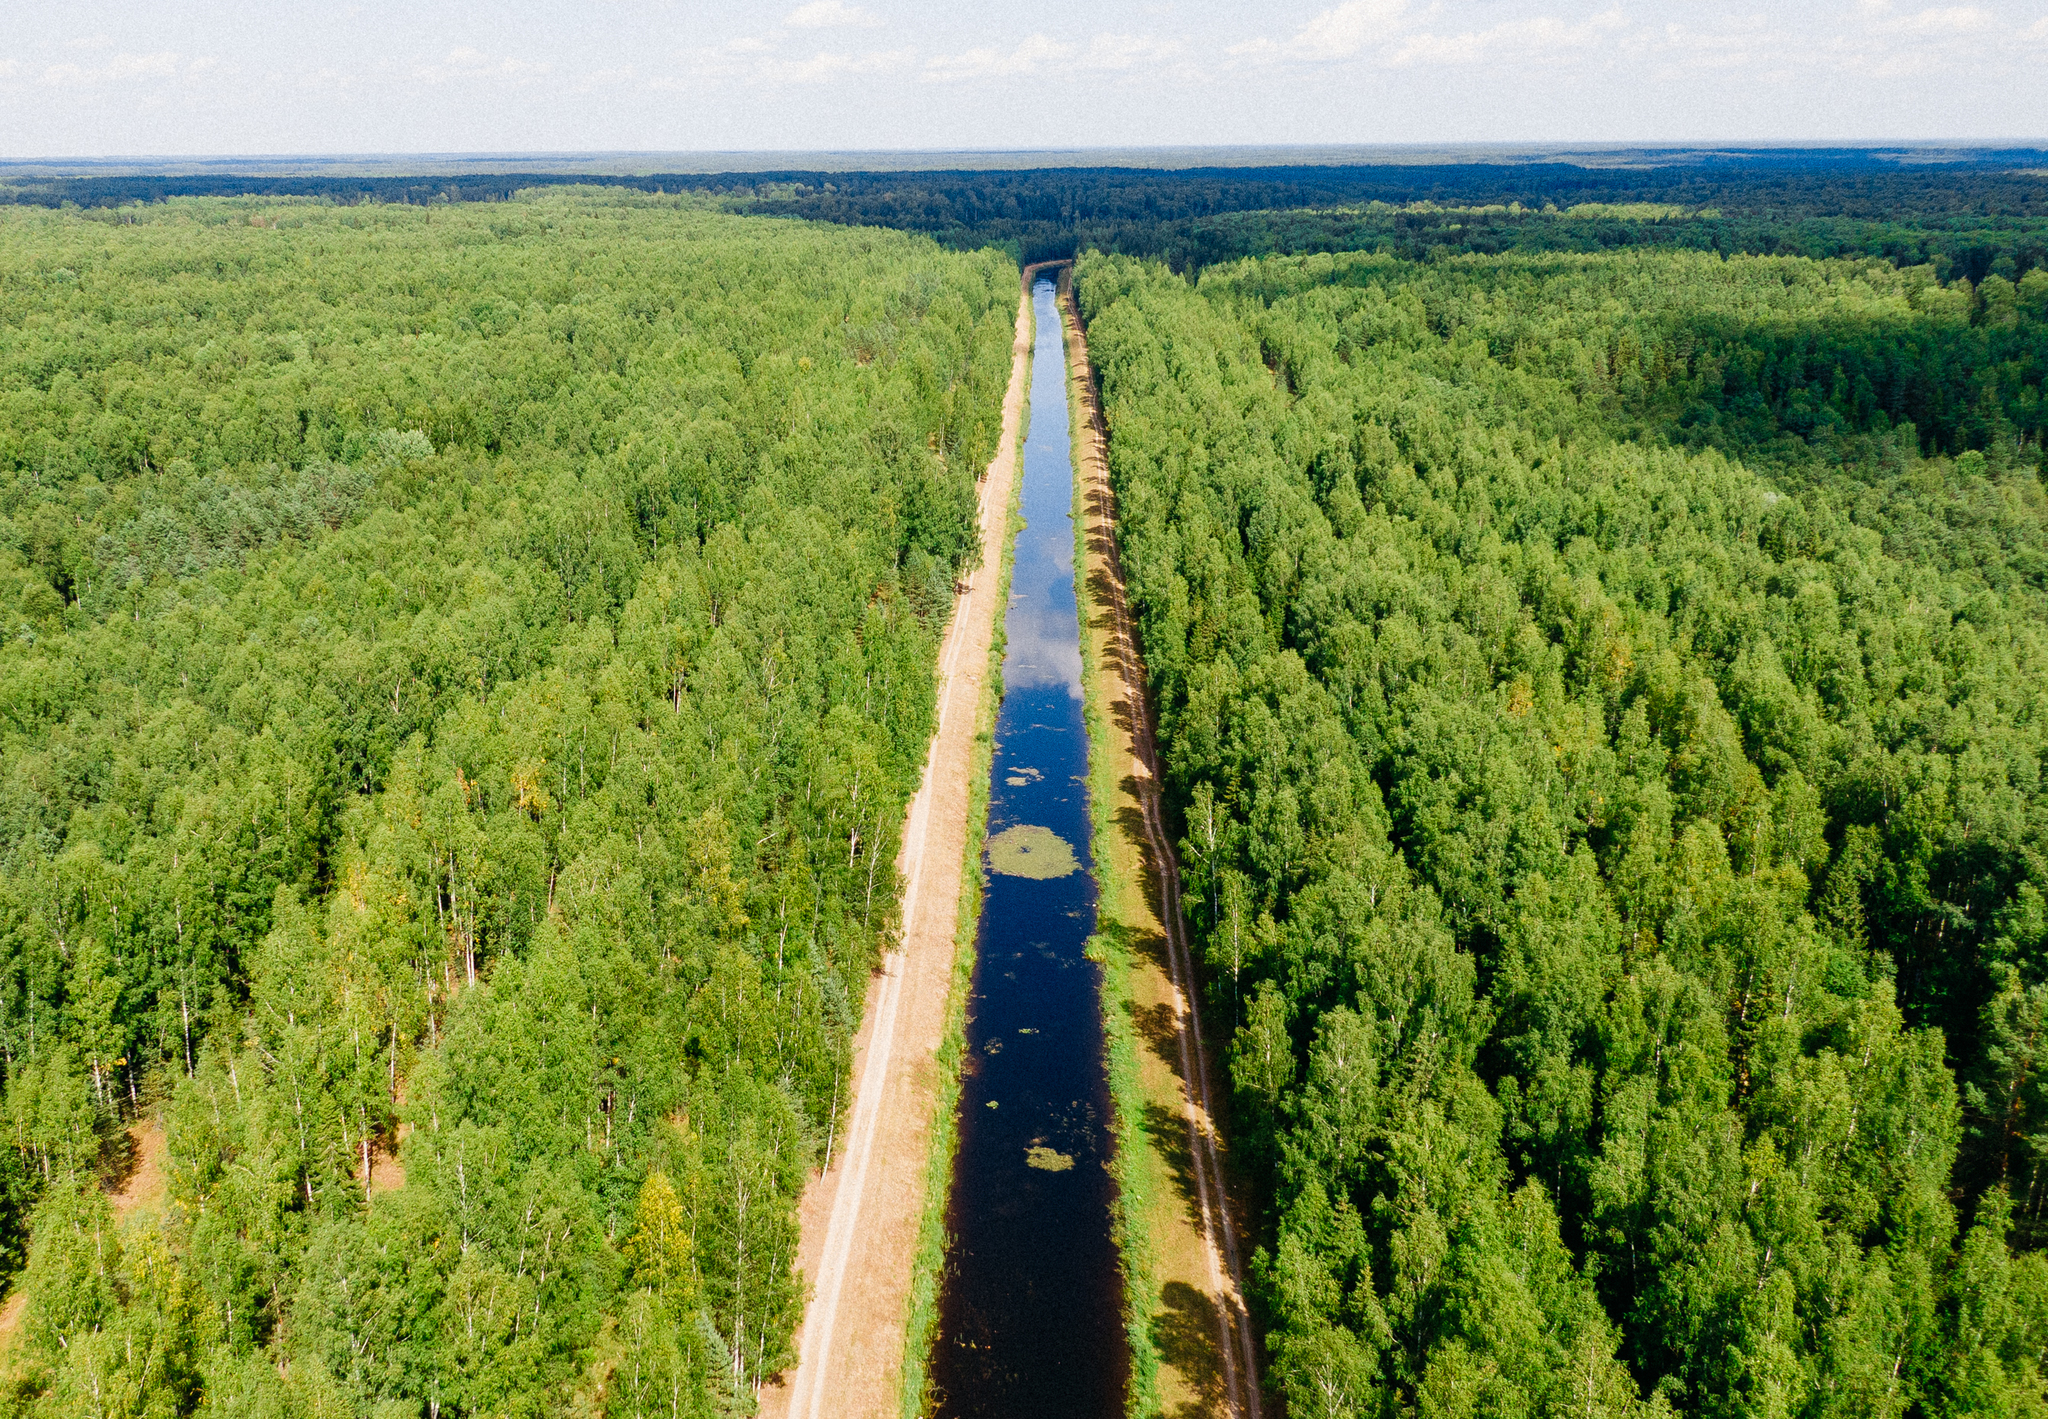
[{"xmin": 758, "ymin": 264, "xmax": 1044, "ymax": 1419}]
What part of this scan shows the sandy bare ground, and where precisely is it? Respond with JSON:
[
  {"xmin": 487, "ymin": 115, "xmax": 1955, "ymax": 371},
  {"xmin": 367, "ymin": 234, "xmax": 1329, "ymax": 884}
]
[
  {"xmin": 758, "ymin": 264, "xmax": 1042, "ymax": 1419},
  {"xmin": 1060, "ymin": 269, "xmax": 1263, "ymax": 1418},
  {"xmin": 368, "ymin": 1126, "xmax": 408, "ymax": 1196},
  {"xmin": 110, "ymin": 1120, "xmax": 167, "ymax": 1223},
  {"xmin": 0, "ymin": 1117, "xmax": 168, "ymax": 1355}
]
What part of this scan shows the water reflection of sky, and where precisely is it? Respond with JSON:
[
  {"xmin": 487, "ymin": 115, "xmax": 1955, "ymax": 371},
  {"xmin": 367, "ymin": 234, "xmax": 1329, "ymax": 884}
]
[
  {"xmin": 1000, "ymin": 599, "xmax": 1082, "ymax": 693},
  {"xmin": 1003, "ymin": 282, "xmax": 1084, "ymax": 698}
]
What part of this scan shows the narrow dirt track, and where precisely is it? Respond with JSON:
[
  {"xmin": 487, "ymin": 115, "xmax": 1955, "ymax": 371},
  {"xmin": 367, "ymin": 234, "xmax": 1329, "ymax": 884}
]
[
  {"xmin": 0, "ymin": 1119, "xmax": 167, "ymax": 1358},
  {"xmin": 759, "ymin": 265, "xmax": 1042, "ymax": 1419},
  {"xmin": 1059, "ymin": 269, "xmax": 1262, "ymax": 1418}
]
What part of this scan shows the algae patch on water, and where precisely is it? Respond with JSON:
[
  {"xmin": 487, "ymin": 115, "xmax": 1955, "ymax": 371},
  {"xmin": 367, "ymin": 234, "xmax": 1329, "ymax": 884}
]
[
  {"xmin": 1025, "ymin": 1145, "xmax": 1075, "ymax": 1172},
  {"xmin": 986, "ymin": 824, "xmax": 1080, "ymax": 879}
]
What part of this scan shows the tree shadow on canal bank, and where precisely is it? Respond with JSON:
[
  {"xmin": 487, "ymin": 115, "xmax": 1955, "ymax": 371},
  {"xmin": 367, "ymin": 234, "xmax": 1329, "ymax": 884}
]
[{"xmin": 1153, "ymin": 1281, "xmax": 1230, "ymax": 1419}]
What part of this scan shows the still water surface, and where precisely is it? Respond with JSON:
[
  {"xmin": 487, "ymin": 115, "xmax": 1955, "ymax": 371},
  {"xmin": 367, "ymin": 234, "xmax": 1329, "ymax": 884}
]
[{"xmin": 927, "ymin": 278, "xmax": 1126, "ymax": 1417}]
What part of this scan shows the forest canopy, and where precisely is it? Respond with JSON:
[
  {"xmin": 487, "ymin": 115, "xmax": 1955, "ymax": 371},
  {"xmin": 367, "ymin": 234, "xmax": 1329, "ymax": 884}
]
[
  {"xmin": 9, "ymin": 155, "xmax": 2048, "ymax": 1419},
  {"xmin": 0, "ymin": 189, "xmax": 1015, "ymax": 1416},
  {"xmin": 1076, "ymin": 240, "xmax": 2048, "ymax": 1419}
]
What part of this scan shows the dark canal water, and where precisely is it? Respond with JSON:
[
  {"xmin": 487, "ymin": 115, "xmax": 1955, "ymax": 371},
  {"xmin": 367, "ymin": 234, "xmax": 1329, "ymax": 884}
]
[{"xmin": 928, "ymin": 278, "xmax": 1125, "ymax": 1417}]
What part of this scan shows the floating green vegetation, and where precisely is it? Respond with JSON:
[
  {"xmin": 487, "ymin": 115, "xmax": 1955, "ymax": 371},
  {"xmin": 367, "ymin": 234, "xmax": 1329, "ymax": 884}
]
[
  {"xmin": 1026, "ymin": 1145, "xmax": 1075, "ymax": 1172},
  {"xmin": 1004, "ymin": 765, "xmax": 1044, "ymax": 787},
  {"xmin": 986, "ymin": 824, "xmax": 1079, "ymax": 879}
]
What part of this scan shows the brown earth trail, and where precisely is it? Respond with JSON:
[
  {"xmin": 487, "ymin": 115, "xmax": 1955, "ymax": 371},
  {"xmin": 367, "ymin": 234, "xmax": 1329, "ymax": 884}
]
[
  {"xmin": 758, "ymin": 264, "xmax": 1044, "ymax": 1419},
  {"xmin": 0, "ymin": 1116, "xmax": 167, "ymax": 1357},
  {"xmin": 1059, "ymin": 268, "xmax": 1262, "ymax": 1418}
]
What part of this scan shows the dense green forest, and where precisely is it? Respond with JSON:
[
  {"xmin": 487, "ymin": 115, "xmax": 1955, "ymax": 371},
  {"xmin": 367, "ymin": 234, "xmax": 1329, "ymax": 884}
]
[
  {"xmin": 12, "ymin": 156, "xmax": 2048, "ymax": 1419},
  {"xmin": 1076, "ymin": 242, "xmax": 2048, "ymax": 1417},
  {"xmin": 0, "ymin": 190, "xmax": 1015, "ymax": 1415}
]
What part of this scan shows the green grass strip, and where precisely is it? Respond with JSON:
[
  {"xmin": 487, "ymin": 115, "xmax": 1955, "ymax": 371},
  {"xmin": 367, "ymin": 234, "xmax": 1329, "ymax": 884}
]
[{"xmin": 1062, "ymin": 272, "xmax": 1167, "ymax": 1419}]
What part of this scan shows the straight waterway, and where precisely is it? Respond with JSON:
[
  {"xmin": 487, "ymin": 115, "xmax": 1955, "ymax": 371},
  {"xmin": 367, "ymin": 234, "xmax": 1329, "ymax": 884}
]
[{"xmin": 927, "ymin": 277, "xmax": 1127, "ymax": 1417}]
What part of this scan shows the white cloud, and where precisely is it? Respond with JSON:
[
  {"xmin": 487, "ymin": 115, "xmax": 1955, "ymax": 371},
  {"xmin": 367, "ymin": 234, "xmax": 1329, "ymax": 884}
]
[
  {"xmin": 674, "ymin": 34, "xmax": 910, "ymax": 85},
  {"xmin": 1639, "ymin": 1, "xmax": 2019, "ymax": 83},
  {"xmin": 41, "ymin": 51, "xmax": 182, "ymax": 86},
  {"xmin": 2025, "ymin": 14, "xmax": 2048, "ymax": 37},
  {"xmin": 786, "ymin": 0, "xmax": 882, "ymax": 27},
  {"xmin": 1784, "ymin": 0, "xmax": 2016, "ymax": 79},
  {"xmin": 1232, "ymin": 0, "xmax": 1409, "ymax": 62},
  {"xmin": 1389, "ymin": 8, "xmax": 1628, "ymax": 67},
  {"xmin": 1292, "ymin": 0, "xmax": 1409, "ymax": 59},
  {"xmin": 0, "ymin": 59, "xmax": 19, "ymax": 79},
  {"xmin": 763, "ymin": 47, "xmax": 912, "ymax": 82},
  {"xmin": 416, "ymin": 47, "xmax": 552, "ymax": 84},
  {"xmin": 1869, "ymin": 4, "xmax": 1994, "ymax": 33},
  {"xmin": 113, "ymin": 52, "xmax": 183, "ymax": 79},
  {"xmin": 1079, "ymin": 32, "xmax": 1190, "ymax": 72},
  {"xmin": 923, "ymin": 33, "xmax": 1072, "ymax": 82},
  {"xmin": 66, "ymin": 33, "xmax": 112, "ymax": 51},
  {"xmin": 1228, "ymin": 2, "xmax": 1632, "ymax": 70},
  {"xmin": 574, "ymin": 64, "xmax": 640, "ymax": 92},
  {"xmin": 303, "ymin": 66, "xmax": 360, "ymax": 93},
  {"xmin": 1652, "ymin": 16, "xmax": 1773, "ymax": 72},
  {"xmin": 922, "ymin": 30, "xmax": 1186, "ymax": 81},
  {"xmin": 676, "ymin": 37, "xmax": 763, "ymax": 78}
]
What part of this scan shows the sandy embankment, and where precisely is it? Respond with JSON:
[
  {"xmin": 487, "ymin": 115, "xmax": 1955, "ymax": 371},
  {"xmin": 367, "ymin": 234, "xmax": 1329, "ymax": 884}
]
[{"xmin": 758, "ymin": 263, "xmax": 1048, "ymax": 1419}]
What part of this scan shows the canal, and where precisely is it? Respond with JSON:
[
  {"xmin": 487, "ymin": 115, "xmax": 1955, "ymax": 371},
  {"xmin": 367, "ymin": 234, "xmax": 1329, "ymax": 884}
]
[{"xmin": 927, "ymin": 275, "xmax": 1126, "ymax": 1417}]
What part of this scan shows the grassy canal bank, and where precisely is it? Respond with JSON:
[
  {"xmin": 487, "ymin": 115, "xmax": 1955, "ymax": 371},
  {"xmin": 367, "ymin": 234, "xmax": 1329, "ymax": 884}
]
[{"xmin": 1060, "ymin": 268, "xmax": 1258, "ymax": 1419}]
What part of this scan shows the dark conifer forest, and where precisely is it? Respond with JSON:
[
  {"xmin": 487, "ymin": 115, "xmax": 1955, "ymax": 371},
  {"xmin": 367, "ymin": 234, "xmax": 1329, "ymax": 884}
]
[{"xmin": 11, "ymin": 151, "xmax": 2048, "ymax": 276}]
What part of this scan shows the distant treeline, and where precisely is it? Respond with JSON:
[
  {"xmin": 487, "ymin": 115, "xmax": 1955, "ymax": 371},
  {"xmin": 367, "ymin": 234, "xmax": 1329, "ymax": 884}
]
[
  {"xmin": 7, "ymin": 155, "xmax": 2048, "ymax": 275},
  {"xmin": 734, "ymin": 161, "xmax": 2048, "ymax": 272},
  {"xmin": 1144, "ymin": 205, "xmax": 2048, "ymax": 285}
]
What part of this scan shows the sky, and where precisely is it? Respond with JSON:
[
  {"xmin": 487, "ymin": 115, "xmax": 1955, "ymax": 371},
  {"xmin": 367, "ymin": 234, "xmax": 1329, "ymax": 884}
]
[{"xmin": 0, "ymin": 0, "xmax": 2044, "ymax": 158}]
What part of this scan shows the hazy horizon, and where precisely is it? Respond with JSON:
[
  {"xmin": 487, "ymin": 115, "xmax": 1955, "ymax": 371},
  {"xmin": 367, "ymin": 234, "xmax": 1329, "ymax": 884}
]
[{"xmin": 5, "ymin": 141, "xmax": 2045, "ymax": 179}]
